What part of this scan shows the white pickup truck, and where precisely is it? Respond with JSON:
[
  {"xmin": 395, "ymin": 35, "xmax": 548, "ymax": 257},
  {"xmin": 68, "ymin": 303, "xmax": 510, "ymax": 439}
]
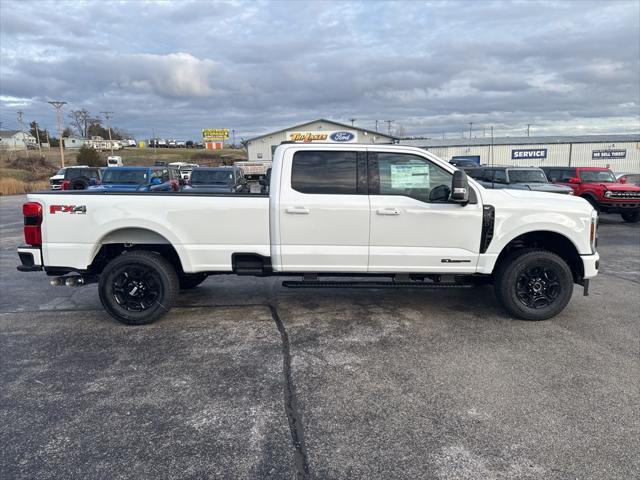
[{"xmin": 18, "ymin": 144, "xmax": 599, "ymax": 325}]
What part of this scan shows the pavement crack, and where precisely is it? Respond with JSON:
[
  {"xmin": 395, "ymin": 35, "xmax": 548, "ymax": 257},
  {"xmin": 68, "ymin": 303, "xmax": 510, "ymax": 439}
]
[{"xmin": 268, "ymin": 303, "xmax": 310, "ymax": 480}]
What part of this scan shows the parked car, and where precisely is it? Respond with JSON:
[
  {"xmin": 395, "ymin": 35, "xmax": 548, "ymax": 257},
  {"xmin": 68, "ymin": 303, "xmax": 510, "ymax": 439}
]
[
  {"xmin": 449, "ymin": 158, "xmax": 479, "ymax": 172},
  {"xmin": 49, "ymin": 166, "xmax": 102, "ymax": 190},
  {"xmin": 468, "ymin": 166, "xmax": 573, "ymax": 195},
  {"xmin": 542, "ymin": 167, "xmax": 640, "ymax": 223},
  {"xmin": 616, "ymin": 173, "xmax": 640, "ymax": 186},
  {"xmin": 107, "ymin": 156, "xmax": 123, "ymax": 167},
  {"xmin": 20, "ymin": 144, "xmax": 599, "ymax": 325},
  {"xmin": 182, "ymin": 167, "xmax": 250, "ymax": 193},
  {"xmin": 87, "ymin": 166, "xmax": 179, "ymax": 192}
]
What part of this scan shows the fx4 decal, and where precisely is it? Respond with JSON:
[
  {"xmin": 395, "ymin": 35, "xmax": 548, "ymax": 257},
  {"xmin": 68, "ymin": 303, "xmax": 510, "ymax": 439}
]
[{"xmin": 50, "ymin": 205, "xmax": 87, "ymax": 215}]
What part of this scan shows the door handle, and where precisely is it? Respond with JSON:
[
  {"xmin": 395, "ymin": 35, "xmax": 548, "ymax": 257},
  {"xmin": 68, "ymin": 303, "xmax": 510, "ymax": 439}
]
[
  {"xmin": 377, "ymin": 208, "xmax": 400, "ymax": 215},
  {"xmin": 286, "ymin": 207, "xmax": 310, "ymax": 214}
]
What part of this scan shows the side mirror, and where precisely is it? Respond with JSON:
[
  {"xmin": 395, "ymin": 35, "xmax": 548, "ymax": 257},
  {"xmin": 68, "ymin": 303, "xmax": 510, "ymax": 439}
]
[
  {"xmin": 451, "ymin": 170, "xmax": 469, "ymax": 204},
  {"xmin": 568, "ymin": 177, "xmax": 579, "ymax": 184}
]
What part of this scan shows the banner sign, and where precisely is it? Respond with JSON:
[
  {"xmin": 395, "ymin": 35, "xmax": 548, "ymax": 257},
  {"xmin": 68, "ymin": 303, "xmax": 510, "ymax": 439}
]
[
  {"xmin": 512, "ymin": 148, "xmax": 547, "ymax": 159},
  {"xmin": 592, "ymin": 149, "xmax": 626, "ymax": 159},
  {"xmin": 286, "ymin": 130, "xmax": 358, "ymax": 143},
  {"xmin": 202, "ymin": 129, "xmax": 229, "ymax": 141}
]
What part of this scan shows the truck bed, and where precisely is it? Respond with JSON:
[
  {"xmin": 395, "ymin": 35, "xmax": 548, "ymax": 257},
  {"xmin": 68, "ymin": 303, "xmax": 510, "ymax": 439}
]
[{"xmin": 28, "ymin": 191, "xmax": 270, "ymax": 273}]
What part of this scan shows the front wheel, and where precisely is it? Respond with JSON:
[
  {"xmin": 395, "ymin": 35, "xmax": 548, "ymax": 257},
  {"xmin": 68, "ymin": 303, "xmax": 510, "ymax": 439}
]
[
  {"xmin": 621, "ymin": 211, "xmax": 640, "ymax": 223},
  {"xmin": 98, "ymin": 250, "xmax": 179, "ymax": 325},
  {"xmin": 494, "ymin": 249, "xmax": 574, "ymax": 321}
]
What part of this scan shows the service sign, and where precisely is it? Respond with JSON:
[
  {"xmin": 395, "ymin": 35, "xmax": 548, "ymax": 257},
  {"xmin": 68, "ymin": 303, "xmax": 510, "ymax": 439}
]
[
  {"xmin": 592, "ymin": 149, "xmax": 626, "ymax": 159},
  {"xmin": 512, "ymin": 148, "xmax": 548, "ymax": 159},
  {"xmin": 287, "ymin": 130, "xmax": 358, "ymax": 143},
  {"xmin": 202, "ymin": 129, "xmax": 229, "ymax": 141}
]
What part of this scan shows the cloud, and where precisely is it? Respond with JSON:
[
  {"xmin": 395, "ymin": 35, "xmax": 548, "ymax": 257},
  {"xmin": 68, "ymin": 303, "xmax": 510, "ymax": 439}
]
[{"xmin": 0, "ymin": 0, "xmax": 638, "ymax": 139}]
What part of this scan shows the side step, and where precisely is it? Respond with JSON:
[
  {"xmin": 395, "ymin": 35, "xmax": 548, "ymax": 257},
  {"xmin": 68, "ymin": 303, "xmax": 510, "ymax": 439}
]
[{"xmin": 282, "ymin": 280, "xmax": 473, "ymax": 289}]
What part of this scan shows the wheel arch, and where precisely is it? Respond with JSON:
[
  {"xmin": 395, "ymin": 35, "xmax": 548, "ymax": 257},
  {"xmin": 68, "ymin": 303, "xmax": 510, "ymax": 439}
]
[
  {"xmin": 89, "ymin": 227, "xmax": 187, "ymax": 275},
  {"xmin": 494, "ymin": 230, "xmax": 584, "ymax": 282}
]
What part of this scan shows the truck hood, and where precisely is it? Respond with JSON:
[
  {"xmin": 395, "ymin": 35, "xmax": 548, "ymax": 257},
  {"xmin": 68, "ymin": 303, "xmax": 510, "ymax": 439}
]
[
  {"xmin": 597, "ymin": 183, "xmax": 640, "ymax": 191},
  {"xmin": 522, "ymin": 183, "xmax": 573, "ymax": 193},
  {"xmin": 481, "ymin": 187, "xmax": 593, "ymax": 213}
]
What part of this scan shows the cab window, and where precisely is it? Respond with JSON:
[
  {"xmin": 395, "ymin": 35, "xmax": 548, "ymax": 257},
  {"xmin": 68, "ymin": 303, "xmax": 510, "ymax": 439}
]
[
  {"xmin": 291, "ymin": 151, "xmax": 358, "ymax": 194},
  {"xmin": 373, "ymin": 153, "xmax": 452, "ymax": 203}
]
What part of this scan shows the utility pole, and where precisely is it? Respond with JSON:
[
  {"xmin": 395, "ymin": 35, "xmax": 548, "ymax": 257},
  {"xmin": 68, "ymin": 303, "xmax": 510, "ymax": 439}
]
[
  {"xmin": 469, "ymin": 122, "xmax": 473, "ymax": 139},
  {"xmin": 46, "ymin": 130, "xmax": 51, "ymax": 149},
  {"xmin": 17, "ymin": 110, "xmax": 29, "ymax": 156},
  {"xmin": 375, "ymin": 120, "xmax": 379, "ymax": 132},
  {"xmin": 526, "ymin": 124, "xmax": 531, "ymax": 137},
  {"xmin": 34, "ymin": 121, "xmax": 42, "ymax": 156},
  {"xmin": 48, "ymin": 101, "xmax": 67, "ymax": 167},
  {"xmin": 349, "ymin": 118, "xmax": 356, "ymax": 127},
  {"xmin": 101, "ymin": 111, "xmax": 114, "ymax": 155},
  {"xmin": 385, "ymin": 120, "xmax": 393, "ymax": 136},
  {"xmin": 232, "ymin": 129, "xmax": 236, "ymax": 147}
]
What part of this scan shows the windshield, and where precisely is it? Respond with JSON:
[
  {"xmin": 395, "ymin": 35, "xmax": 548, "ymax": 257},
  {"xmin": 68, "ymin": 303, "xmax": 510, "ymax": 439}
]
[
  {"xmin": 55, "ymin": 168, "xmax": 66, "ymax": 175},
  {"xmin": 508, "ymin": 169, "xmax": 548, "ymax": 183},
  {"xmin": 101, "ymin": 169, "xmax": 148, "ymax": 184},
  {"xmin": 580, "ymin": 170, "xmax": 616, "ymax": 183},
  {"xmin": 190, "ymin": 170, "xmax": 234, "ymax": 184}
]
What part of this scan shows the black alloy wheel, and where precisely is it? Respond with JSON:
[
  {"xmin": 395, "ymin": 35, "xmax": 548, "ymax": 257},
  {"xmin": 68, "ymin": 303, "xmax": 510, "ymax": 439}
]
[
  {"xmin": 495, "ymin": 248, "xmax": 573, "ymax": 321},
  {"xmin": 99, "ymin": 250, "xmax": 178, "ymax": 325}
]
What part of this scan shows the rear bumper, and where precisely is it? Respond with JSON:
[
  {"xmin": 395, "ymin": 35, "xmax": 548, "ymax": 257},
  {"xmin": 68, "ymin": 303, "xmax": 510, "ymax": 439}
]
[
  {"xmin": 17, "ymin": 246, "xmax": 43, "ymax": 272},
  {"xmin": 581, "ymin": 252, "xmax": 599, "ymax": 279}
]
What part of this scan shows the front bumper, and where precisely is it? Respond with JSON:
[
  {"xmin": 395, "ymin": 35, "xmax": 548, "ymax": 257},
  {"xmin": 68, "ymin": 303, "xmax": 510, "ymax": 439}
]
[
  {"xmin": 599, "ymin": 202, "xmax": 639, "ymax": 213},
  {"xmin": 581, "ymin": 252, "xmax": 599, "ymax": 279},
  {"xmin": 17, "ymin": 246, "xmax": 43, "ymax": 272}
]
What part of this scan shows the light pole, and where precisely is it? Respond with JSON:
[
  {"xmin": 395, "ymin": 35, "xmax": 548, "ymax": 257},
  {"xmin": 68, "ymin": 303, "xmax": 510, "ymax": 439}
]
[
  {"xmin": 101, "ymin": 111, "xmax": 114, "ymax": 155},
  {"xmin": 48, "ymin": 101, "xmax": 67, "ymax": 167},
  {"xmin": 385, "ymin": 120, "xmax": 393, "ymax": 136},
  {"xmin": 34, "ymin": 121, "xmax": 42, "ymax": 156},
  {"xmin": 469, "ymin": 122, "xmax": 473, "ymax": 139}
]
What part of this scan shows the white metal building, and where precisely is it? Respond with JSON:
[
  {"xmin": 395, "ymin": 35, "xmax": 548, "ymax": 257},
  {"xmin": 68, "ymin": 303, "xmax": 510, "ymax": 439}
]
[
  {"xmin": 400, "ymin": 134, "xmax": 640, "ymax": 173},
  {"xmin": 246, "ymin": 118, "xmax": 397, "ymax": 161}
]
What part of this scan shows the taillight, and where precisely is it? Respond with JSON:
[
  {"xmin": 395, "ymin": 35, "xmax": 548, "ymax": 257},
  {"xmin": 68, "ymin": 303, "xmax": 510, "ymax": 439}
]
[
  {"xmin": 61, "ymin": 180, "xmax": 71, "ymax": 190},
  {"xmin": 23, "ymin": 202, "xmax": 43, "ymax": 246}
]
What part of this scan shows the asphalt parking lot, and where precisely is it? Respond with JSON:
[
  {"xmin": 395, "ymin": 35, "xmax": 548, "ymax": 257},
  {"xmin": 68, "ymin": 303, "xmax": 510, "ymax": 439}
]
[{"xmin": 1, "ymin": 194, "xmax": 638, "ymax": 480}]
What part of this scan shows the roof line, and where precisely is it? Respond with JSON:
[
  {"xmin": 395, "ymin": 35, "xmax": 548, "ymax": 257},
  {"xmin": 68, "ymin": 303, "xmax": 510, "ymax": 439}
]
[{"xmin": 246, "ymin": 118, "xmax": 398, "ymax": 142}]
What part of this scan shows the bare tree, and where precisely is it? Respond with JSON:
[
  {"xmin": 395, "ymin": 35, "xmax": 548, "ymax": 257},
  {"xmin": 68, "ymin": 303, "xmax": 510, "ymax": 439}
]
[{"xmin": 68, "ymin": 109, "xmax": 91, "ymax": 138}]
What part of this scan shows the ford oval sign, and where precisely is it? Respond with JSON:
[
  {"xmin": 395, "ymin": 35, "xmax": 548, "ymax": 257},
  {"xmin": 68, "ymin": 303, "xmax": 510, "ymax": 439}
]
[{"xmin": 330, "ymin": 131, "xmax": 355, "ymax": 142}]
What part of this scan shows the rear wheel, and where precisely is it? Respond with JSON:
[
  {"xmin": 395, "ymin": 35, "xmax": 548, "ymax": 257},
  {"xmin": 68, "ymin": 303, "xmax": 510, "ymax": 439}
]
[
  {"xmin": 98, "ymin": 250, "xmax": 179, "ymax": 325},
  {"xmin": 495, "ymin": 248, "xmax": 573, "ymax": 321},
  {"xmin": 179, "ymin": 273, "xmax": 208, "ymax": 290},
  {"xmin": 621, "ymin": 211, "xmax": 640, "ymax": 223}
]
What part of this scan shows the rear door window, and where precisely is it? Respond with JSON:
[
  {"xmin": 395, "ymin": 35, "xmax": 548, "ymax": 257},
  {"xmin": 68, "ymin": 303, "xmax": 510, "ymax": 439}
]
[{"xmin": 291, "ymin": 151, "xmax": 358, "ymax": 194}]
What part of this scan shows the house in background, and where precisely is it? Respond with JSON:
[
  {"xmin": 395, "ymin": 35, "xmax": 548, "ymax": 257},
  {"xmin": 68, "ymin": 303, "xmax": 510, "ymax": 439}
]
[{"xmin": 0, "ymin": 130, "xmax": 38, "ymax": 151}]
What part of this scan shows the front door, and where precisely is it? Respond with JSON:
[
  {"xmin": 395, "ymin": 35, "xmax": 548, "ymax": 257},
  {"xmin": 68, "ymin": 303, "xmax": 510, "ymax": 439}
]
[
  {"xmin": 277, "ymin": 148, "xmax": 370, "ymax": 272},
  {"xmin": 367, "ymin": 150, "xmax": 483, "ymax": 273}
]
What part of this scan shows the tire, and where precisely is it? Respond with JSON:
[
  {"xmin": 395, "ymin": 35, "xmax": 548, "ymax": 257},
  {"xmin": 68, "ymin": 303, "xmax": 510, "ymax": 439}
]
[
  {"xmin": 98, "ymin": 250, "xmax": 179, "ymax": 325},
  {"xmin": 494, "ymin": 248, "xmax": 573, "ymax": 321},
  {"xmin": 72, "ymin": 178, "xmax": 89, "ymax": 190},
  {"xmin": 621, "ymin": 211, "xmax": 640, "ymax": 223},
  {"xmin": 581, "ymin": 196, "xmax": 599, "ymax": 213},
  {"xmin": 179, "ymin": 273, "xmax": 208, "ymax": 290}
]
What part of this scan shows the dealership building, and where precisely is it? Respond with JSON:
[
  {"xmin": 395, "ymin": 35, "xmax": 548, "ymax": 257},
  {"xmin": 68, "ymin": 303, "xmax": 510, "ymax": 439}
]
[
  {"xmin": 245, "ymin": 118, "xmax": 396, "ymax": 161},
  {"xmin": 400, "ymin": 134, "xmax": 640, "ymax": 172}
]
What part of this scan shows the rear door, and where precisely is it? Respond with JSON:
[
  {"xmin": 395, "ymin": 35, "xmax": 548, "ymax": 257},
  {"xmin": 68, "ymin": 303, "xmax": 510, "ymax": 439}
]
[
  {"xmin": 277, "ymin": 147, "xmax": 369, "ymax": 272},
  {"xmin": 367, "ymin": 149, "xmax": 483, "ymax": 273}
]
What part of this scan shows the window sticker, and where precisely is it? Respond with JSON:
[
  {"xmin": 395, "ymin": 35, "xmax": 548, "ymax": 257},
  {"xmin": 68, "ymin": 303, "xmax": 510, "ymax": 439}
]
[{"xmin": 390, "ymin": 164, "xmax": 429, "ymax": 189}]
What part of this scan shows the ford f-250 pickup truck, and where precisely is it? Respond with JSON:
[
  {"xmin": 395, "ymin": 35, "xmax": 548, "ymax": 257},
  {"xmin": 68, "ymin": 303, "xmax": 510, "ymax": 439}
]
[{"xmin": 18, "ymin": 144, "xmax": 599, "ymax": 325}]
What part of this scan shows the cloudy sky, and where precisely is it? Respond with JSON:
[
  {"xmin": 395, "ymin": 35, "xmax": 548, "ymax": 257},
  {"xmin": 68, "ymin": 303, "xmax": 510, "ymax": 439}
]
[{"xmin": 1, "ymin": 0, "xmax": 639, "ymax": 141}]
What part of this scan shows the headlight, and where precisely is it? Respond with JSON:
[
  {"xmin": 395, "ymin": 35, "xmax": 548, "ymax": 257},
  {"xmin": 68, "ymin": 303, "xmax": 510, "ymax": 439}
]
[{"xmin": 604, "ymin": 191, "xmax": 612, "ymax": 198}]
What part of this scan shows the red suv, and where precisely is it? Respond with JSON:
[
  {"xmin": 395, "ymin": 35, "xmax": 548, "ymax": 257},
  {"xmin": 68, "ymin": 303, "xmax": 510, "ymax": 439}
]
[{"xmin": 542, "ymin": 167, "xmax": 640, "ymax": 223}]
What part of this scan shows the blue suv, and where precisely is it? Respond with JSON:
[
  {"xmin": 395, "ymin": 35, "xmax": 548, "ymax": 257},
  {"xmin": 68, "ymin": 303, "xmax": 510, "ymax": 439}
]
[{"xmin": 88, "ymin": 166, "xmax": 180, "ymax": 192}]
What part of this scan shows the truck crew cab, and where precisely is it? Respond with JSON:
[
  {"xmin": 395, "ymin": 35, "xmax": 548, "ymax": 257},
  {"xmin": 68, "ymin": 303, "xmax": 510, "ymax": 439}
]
[{"xmin": 18, "ymin": 144, "xmax": 599, "ymax": 325}]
